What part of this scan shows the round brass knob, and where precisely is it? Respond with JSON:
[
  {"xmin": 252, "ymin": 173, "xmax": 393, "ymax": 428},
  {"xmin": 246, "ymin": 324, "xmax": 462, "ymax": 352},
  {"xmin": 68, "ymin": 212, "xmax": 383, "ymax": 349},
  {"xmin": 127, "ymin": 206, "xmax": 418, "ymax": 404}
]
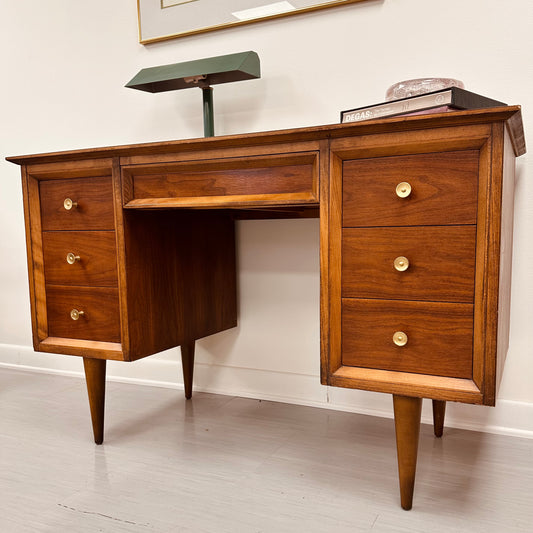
[
  {"xmin": 70, "ymin": 309, "xmax": 85, "ymax": 321},
  {"xmin": 396, "ymin": 182, "xmax": 412, "ymax": 198},
  {"xmin": 394, "ymin": 256, "xmax": 410, "ymax": 271},
  {"xmin": 66, "ymin": 253, "xmax": 81, "ymax": 265},
  {"xmin": 393, "ymin": 331, "xmax": 408, "ymax": 347},
  {"xmin": 63, "ymin": 198, "xmax": 78, "ymax": 210}
]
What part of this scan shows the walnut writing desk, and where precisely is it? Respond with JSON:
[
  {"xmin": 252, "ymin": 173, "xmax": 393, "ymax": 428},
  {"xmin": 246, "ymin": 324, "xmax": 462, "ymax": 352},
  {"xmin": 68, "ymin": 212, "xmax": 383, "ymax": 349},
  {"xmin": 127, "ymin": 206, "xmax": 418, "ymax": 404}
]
[{"xmin": 8, "ymin": 107, "xmax": 526, "ymax": 510}]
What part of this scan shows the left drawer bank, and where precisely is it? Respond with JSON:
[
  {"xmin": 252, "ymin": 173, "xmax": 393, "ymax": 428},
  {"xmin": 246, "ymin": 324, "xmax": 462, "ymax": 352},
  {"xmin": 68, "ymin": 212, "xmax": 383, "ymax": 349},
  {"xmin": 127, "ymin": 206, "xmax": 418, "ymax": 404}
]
[{"xmin": 18, "ymin": 159, "xmax": 125, "ymax": 360}]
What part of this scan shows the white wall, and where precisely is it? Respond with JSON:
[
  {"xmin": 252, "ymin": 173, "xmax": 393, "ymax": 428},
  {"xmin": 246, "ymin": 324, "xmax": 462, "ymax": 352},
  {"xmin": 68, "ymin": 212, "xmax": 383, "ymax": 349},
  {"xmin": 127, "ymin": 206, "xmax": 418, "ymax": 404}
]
[{"xmin": 1, "ymin": 0, "xmax": 532, "ymax": 437}]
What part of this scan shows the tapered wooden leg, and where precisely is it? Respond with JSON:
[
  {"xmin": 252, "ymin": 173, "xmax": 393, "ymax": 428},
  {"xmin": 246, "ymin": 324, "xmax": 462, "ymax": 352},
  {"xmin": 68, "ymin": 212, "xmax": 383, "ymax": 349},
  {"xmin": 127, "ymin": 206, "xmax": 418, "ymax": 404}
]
[
  {"xmin": 393, "ymin": 394, "xmax": 423, "ymax": 510},
  {"xmin": 181, "ymin": 341, "xmax": 195, "ymax": 400},
  {"xmin": 432, "ymin": 400, "xmax": 446, "ymax": 438},
  {"xmin": 83, "ymin": 357, "xmax": 106, "ymax": 445}
]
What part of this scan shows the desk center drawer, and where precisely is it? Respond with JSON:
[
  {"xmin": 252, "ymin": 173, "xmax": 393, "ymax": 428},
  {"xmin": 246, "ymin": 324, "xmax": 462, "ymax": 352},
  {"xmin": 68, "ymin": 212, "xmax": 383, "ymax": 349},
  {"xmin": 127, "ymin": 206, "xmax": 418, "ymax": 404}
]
[
  {"xmin": 123, "ymin": 153, "xmax": 318, "ymax": 207},
  {"xmin": 342, "ymin": 226, "xmax": 476, "ymax": 303},
  {"xmin": 42, "ymin": 231, "xmax": 118, "ymax": 287}
]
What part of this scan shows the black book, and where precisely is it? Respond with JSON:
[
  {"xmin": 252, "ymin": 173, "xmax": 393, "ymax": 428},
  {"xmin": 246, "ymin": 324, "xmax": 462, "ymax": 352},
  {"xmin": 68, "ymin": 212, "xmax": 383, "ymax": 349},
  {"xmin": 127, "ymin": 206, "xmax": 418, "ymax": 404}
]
[{"xmin": 340, "ymin": 87, "xmax": 506, "ymax": 124}]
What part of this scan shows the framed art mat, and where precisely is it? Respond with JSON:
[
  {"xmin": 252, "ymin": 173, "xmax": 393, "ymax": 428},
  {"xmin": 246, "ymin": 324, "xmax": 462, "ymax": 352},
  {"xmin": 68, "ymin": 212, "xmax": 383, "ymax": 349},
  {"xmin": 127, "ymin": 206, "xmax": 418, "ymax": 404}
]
[{"xmin": 138, "ymin": 0, "xmax": 370, "ymax": 43}]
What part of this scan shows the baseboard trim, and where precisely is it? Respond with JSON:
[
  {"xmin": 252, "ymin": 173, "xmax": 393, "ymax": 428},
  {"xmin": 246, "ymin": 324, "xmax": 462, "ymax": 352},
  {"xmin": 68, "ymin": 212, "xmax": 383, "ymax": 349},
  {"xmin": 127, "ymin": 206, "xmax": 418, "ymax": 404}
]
[{"xmin": 1, "ymin": 343, "xmax": 532, "ymax": 439}]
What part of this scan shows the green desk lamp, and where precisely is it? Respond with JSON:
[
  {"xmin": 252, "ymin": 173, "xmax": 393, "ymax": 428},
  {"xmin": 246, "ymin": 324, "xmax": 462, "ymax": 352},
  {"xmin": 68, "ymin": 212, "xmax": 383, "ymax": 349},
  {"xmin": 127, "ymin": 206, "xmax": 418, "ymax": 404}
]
[{"xmin": 125, "ymin": 51, "xmax": 260, "ymax": 137}]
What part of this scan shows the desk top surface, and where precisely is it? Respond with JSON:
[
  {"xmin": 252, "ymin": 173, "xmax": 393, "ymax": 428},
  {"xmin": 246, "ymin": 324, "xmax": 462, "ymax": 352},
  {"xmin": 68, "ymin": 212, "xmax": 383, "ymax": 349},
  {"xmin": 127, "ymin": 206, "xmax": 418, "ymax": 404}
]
[{"xmin": 6, "ymin": 106, "xmax": 525, "ymax": 166}]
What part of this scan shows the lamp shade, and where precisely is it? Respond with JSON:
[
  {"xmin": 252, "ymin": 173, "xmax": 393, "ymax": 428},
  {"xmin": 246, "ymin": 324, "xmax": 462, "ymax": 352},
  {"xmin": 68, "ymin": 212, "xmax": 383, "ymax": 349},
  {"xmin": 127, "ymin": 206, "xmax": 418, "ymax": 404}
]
[{"xmin": 125, "ymin": 51, "xmax": 260, "ymax": 93}]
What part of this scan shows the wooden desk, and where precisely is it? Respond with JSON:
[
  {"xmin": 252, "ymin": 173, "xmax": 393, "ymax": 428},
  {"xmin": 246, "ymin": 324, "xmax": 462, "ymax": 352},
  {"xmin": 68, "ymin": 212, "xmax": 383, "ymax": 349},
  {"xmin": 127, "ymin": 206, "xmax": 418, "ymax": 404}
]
[{"xmin": 8, "ymin": 107, "xmax": 526, "ymax": 510}]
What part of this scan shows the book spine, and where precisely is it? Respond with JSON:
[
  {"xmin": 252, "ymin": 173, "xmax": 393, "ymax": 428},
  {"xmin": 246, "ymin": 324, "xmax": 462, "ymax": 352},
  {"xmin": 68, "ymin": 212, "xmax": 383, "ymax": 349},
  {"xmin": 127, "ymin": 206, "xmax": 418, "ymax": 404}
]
[
  {"xmin": 341, "ymin": 91, "xmax": 453, "ymax": 123},
  {"xmin": 450, "ymin": 89, "xmax": 506, "ymax": 110}
]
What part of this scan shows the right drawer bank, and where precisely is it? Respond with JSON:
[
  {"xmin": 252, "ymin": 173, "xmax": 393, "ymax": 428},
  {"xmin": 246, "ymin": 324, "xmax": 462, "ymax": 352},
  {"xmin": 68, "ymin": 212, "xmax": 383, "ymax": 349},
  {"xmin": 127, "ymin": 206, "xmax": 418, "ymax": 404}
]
[
  {"xmin": 342, "ymin": 151, "xmax": 478, "ymax": 380},
  {"xmin": 324, "ymin": 120, "xmax": 518, "ymax": 407}
]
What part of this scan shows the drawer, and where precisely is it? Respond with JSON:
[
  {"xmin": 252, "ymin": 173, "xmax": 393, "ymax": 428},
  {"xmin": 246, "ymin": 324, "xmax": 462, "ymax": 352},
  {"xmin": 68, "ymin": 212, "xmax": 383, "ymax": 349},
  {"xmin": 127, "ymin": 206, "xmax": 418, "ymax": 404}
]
[
  {"xmin": 343, "ymin": 151, "xmax": 478, "ymax": 227},
  {"xmin": 42, "ymin": 231, "xmax": 118, "ymax": 287},
  {"xmin": 40, "ymin": 176, "xmax": 114, "ymax": 230},
  {"xmin": 342, "ymin": 226, "xmax": 476, "ymax": 303},
  {"xmin": 123, "ymin": 153, "xmax": 318, "ymax": 207},
  {"xmin": 46, "ymin": 285, "xmax": 120, "ymax": 342},
  {"xmin": 342, "ymin": 299, "xmax": 473, "ymax": 379}
]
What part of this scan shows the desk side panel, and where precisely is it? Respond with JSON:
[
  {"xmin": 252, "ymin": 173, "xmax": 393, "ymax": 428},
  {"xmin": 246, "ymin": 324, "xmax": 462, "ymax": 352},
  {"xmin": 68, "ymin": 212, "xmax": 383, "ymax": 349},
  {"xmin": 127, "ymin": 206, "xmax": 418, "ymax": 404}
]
[
  {"xmin": 494, "ymin": 126, "xmax": 517, "ymax": 401},
  {"xmin": 21, "ymin": 165, "xmax": 47, "ymax": 350}
]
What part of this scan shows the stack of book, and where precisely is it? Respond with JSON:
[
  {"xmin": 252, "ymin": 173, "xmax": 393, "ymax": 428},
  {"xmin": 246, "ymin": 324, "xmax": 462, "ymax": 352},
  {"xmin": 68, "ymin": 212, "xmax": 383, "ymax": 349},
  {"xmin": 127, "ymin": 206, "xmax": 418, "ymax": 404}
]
[{"xmin": 340, "ymin": 87, "xmax": 506, "ymax": 124}]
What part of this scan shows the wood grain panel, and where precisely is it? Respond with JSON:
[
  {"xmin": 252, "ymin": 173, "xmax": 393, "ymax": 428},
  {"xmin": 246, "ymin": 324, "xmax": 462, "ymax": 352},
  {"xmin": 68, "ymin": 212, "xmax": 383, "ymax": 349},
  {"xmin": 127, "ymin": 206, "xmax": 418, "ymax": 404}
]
[
  {"xmin": 122, "ymin": 210, "xmax": 237, "ymax": 360},
  {"xmin": 495, "ymin": 129, "xmax": 517, "ymax": 398},
  {"xmin": 38, "ymin": 337, "xmax": 123, "ymax": 360},
  {"xmin": 22, "ymin": 170, "xmax": 48, "ymax": 347},
  {"xmin": 40, "ymin": 176, "xmax": 114, "ymax": 230},
  {"xmin": 342, "ymin": 226, "xmax": 476, "ymax": 302},
  {"xmin": 472, "ymin": 125, "xmax": 515, "ymax": 405},
  {"xmin": 46, "ymin": 285, "xmax": 120, "ymax": 342},
  {"xmin": 330, "ymin": 366, "xmax": 482, "ymax": 404},
  {"xmin": 126, "ymin": 153, "xmax": 317, "ymax": 203},
  {"xmin": 323, "ymin": 152, "xmax": 344, "ymax": 384},
  {"xmin": 120, "ymin": 140, "xmax": 321, "ymax": 166},
  {"xmin": 330, "ymin": 124, "xmax": 491, "ymax": 162},
  {"xmin": 343, "ymin": 151, "xmax": 478, "ymax": 227},
  {"xmin": 112, "ymin": 156, "xmax": 131, "ymax": 361},
  {"xmin": 318, "ymin": 140, "xmax": 331, "ymax": 384},
  {"xmin": 342, "ymin": 298, "xmax": 473, "ymax": 378},
  {"xmin": 25, "ymin": 158, "xmax": 113, "ymax": 179},
  {"xmin": 42, "ymin": 231, "xmax": 117, "ymax": 287}
]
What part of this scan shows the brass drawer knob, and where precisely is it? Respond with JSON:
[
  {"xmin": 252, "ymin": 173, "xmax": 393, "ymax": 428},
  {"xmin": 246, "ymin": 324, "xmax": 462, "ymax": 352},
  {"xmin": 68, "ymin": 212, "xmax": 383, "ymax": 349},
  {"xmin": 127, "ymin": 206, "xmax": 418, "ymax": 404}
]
[
  {"xmin": 394, "ymin": 256, "xmax": 410, "ymax": 271},
  {"xmin": 66, "ymin": 252, "xmax": 81, "ymax": 265},
  {"xmin": 396, "ymin": 182, "xmax": 412, "ymax": 198},
  {"xmin": 70, "ymin": 309, "xmax": 85, "ymax": 321},
  {"xmin": 393, "ymin": 331, "xmax": 408, "ymax": 346},
  {"xmin": 63, "ymin": 198, "xmax": 78, "ymax": 210}
]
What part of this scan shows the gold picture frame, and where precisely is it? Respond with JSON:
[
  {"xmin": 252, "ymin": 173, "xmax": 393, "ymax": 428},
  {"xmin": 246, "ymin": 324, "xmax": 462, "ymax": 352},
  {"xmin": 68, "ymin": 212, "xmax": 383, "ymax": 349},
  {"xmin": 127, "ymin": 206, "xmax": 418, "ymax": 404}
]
[
  {"xmin": 138, "ymin": 0, "xmax": 370, "ymax": 44},
  {"xmin": 160, "ymin": 0, "xmax": 198, "ymax": 8}
]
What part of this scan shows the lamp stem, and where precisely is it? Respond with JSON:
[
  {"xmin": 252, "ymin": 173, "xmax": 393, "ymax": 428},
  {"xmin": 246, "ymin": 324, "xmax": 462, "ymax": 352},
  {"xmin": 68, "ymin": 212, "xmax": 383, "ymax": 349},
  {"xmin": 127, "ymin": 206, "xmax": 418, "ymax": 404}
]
[{"xmin": 202, "ymin": 86, "xmax": 214, "ymax": 137}]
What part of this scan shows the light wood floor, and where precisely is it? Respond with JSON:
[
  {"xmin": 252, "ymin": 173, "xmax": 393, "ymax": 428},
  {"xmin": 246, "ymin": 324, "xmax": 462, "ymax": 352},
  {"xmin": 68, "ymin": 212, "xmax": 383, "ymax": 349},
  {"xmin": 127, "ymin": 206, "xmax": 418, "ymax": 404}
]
[{"xmin": 1, "ymin": 367, "xmax": 532, "ymax": 532}]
